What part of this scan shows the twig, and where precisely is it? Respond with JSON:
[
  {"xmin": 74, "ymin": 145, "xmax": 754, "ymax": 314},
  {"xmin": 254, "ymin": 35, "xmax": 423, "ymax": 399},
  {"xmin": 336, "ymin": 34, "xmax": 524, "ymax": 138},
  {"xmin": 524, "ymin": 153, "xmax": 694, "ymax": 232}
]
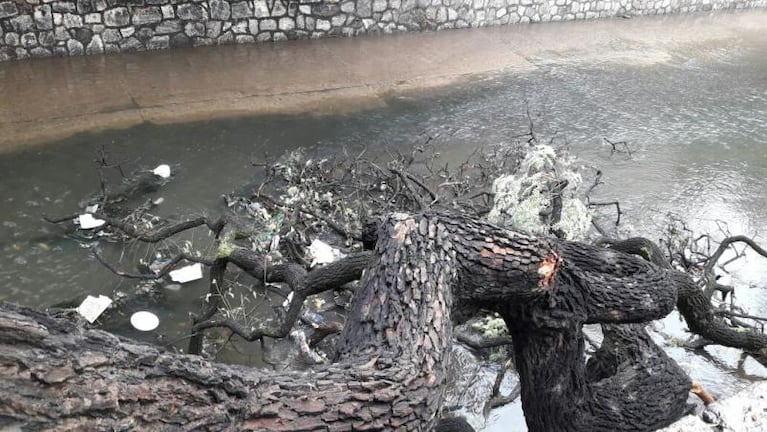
[
  {"xmin": 603, "ymin": 137, "xmax": 632, "ymax": 157},
  {"xmin": 705, "ymin": 235, "xmax": 767, "ymax": 273},
  {"xmin": 714, "ymin": 309, "xmax": 767, "ymax": 323},
  {"xmin": 456, "ymin": 333, "xmax": 514, "ymax": 350},
  {"xmin": 404, "ymin": 171, "xmax": 438, "ymax": 204},
  {"xmin": 485, "ymin": 359, "xmax": 520, "ymax": 410},
  {"xmin": 389, "ymin": 168, "xmax": 425, "ymax": 210},
  {"xmin": 93, "ymin": 247, "xmax": 214, "ymax": 280},
  {"xmin": 588, "ymin": 201, "xmax": 622, "ymax": 225}
]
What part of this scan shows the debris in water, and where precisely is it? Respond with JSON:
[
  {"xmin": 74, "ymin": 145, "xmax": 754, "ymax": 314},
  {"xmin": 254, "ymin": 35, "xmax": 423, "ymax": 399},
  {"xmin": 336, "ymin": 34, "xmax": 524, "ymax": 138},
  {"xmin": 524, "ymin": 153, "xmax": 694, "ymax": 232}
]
[
  {"xmin": 169, "ymin": 263, "xmax": 203, "ymax": 283},
  {"xmin": 152, "ymin": 164, "xmax": 171, "ymax": 179},
  {"xmin": 290, "ymin": 329, "xmax": 327, "ymax": 364},
  {"xmin": 130, "ymin": 311, "xmax": 159, "ymax": 331},
  {"xmin": 308, "ymin": 239, "xmax": 345, "ymax": 267},
  {"xmin": 301, "ymin": 310, "xmax": 326, "ymax": 328},
  {"xmin": 77, "ymin": 213, "xmax": 105, "ymax": 229},
  {"xmin": 283, "ymin": 291, "xmax": 294, "ymax": 309},
  {"xmin": 270, "ymin": 235, "xmax": 280, "ymax": 252},
  {"xmin": 76, "ymin": 295, "xmax": 112, "ymax": 323},
  {"xmin": 163, "ymin": 283, "xmax": 182, "ymax": 292},
  {"xmin": 85, "ymin": 204, "xmax": 99, "ymax": 213}
]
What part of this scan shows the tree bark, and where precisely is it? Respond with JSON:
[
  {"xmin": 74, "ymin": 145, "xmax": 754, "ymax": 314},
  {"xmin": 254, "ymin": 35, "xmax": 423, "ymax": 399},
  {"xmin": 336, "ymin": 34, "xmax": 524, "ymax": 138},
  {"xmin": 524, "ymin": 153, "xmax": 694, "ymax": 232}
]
[{"xmin": 1, "ymin": 211, "xmax": 763, "ymax": 431}]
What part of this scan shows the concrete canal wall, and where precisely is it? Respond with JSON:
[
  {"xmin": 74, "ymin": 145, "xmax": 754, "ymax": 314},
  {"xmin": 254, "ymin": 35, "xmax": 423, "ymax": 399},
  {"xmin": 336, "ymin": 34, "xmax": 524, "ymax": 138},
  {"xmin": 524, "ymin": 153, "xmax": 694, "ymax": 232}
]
[{"xmin": 0, "ymin": 0, "xmax": 765, "ymax": 61}]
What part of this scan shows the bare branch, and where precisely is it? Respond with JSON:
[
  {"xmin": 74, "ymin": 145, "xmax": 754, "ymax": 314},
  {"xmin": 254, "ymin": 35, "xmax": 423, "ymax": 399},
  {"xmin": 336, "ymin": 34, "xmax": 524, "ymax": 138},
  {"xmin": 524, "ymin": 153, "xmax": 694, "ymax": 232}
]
[
  {"xmin": 92, "ymin": 247, "xmax": 215, "ymax": 280},
  {"xmin": 101, "ymin": 214, "xmax": 224, "ymax": 242},
  {"xmin": 705, "ymin": 235, "xmax": 767, "ymax": 273}
]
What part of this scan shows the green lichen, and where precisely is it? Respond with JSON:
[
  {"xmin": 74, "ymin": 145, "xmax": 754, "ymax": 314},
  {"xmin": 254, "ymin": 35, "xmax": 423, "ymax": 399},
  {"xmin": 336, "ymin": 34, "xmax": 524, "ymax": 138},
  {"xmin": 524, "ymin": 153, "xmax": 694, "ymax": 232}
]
[
  {"xmin": 640, "ymin": 246, "xmax": 654, "ymax": 261},
  {"xmin": 216, "ymin": 241, "xmax": 235, "ymax": 258},
  {"xmin": 553, "ymin": 199, "xmax": 593, "ymax": 241},
  {"xmin": 487, "ymin": 144, "xmax": 592, "ymax": 241},
  {"xmin": 470, "ymin": 316, "xmax": 509, "ymax": 338}
]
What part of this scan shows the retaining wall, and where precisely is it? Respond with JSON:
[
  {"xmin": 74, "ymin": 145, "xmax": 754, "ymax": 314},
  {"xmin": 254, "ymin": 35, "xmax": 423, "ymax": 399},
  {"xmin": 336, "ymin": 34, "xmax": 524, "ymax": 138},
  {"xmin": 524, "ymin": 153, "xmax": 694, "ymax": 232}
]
[{"xmin": 1, "ymin": 0, "xmax": 765, "ymax": 61}]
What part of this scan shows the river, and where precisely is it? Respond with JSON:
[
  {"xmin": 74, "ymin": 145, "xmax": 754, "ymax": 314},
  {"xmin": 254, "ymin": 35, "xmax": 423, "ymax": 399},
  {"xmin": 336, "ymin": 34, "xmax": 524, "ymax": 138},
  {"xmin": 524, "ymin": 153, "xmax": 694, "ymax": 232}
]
[{"xmin": 1, "ymin": 14, "xmax": 766, "ymax": 431}]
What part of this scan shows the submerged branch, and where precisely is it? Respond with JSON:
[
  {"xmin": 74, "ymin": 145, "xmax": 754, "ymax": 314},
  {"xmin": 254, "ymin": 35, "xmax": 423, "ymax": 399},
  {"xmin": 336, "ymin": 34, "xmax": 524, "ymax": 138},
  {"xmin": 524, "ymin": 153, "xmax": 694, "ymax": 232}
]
[{"xmin": 92, "ymin": 247, "xmax": 215, "ymax": 280}]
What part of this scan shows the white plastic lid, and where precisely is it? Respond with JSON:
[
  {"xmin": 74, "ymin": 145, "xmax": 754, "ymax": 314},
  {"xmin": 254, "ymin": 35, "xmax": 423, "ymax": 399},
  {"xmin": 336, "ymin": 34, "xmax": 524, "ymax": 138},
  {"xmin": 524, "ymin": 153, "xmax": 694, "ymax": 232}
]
[{"xmin": 130, "ymin": 311, "xmax": 160, "ymax": 331}]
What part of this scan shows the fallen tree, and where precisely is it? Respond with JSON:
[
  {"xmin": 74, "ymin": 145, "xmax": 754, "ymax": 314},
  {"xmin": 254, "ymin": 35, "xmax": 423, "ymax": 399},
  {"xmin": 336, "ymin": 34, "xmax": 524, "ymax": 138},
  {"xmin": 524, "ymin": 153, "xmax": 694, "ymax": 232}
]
[
  {"xmin": 3, "ymin": 210, "xmax": 767, "ymax": 431},
  {"xmin": 3, "ymin": 140, "xmax": 767, "ymax": 431}
]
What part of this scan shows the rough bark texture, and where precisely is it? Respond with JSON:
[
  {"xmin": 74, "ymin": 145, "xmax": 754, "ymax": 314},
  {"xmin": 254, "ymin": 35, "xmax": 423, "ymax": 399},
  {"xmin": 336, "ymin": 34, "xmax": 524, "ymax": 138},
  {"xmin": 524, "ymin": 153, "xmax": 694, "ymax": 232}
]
[
  {"xmin": 0, "ymin": 211, "xmax": 762, "ymax": 431},
  {"xmin": 499, "ymin": 240, "xmax": 691, "ymax": 432}
]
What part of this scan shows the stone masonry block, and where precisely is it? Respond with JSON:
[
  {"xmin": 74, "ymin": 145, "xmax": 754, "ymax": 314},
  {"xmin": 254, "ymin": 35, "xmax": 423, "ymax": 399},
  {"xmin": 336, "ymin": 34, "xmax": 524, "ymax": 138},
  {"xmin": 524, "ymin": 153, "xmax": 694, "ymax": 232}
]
[
  {"xmin": 210, "ymin": 0, "xmax": 231, "ymax": 20},
  {"xmin": 0, "ymin": 1, "xmax": 18, "ymax": 19},
  {"xmin": 177, "ymin": 3, "xmax": 204, "ymax": 20},
  {"xmin": 34, "ymin": 5, "xmax": 54, "ymax": 30},
  {"xmin": 231, "ymin": 1, "xmax": 253, "ymax": 18},
  {"xmin": 104, "ymin": 7, "xmax": 129, "ymax": 27},
  {"xmin": 132, "ymin": 7, "xmax": 162, "ymax": 25}
]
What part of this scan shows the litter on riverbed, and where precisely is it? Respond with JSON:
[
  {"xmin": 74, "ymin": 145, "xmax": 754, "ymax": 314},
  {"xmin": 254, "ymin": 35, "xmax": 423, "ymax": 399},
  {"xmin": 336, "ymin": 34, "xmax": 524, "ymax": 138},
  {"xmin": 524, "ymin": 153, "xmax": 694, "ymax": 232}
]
[
  {"xmin": 76, "ymin": 295, "xmax": 112, "ymax": 323},
  {"xmin": 77, "ymin": 213, "xmax": 105, "ymax": 229},
  {"xmin": 152, "ymin": 164, "xmax": 171, "ymax": 178},
  {"xmin": 308, "ymin": 239, "xmax": 345, "ymax": 267},
  {"xmin": 130, "ymin": 311, "xmax": 160, "ymax": 331},
  {"xmin": 169, "ymin": 263, "xmax": 203, "ymax": 283}
]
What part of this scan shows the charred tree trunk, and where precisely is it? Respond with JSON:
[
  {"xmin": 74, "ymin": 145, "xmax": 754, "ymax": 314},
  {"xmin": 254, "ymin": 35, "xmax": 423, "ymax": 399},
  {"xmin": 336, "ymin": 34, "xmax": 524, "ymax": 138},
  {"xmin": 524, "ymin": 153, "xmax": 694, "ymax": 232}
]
[
  {"xmin": 1, "ymin": 212, "xmax": 764, "ymax": 431},
  {"xmin": 1, "ymin": 213, "xmax": 461, "ymax": 431}
]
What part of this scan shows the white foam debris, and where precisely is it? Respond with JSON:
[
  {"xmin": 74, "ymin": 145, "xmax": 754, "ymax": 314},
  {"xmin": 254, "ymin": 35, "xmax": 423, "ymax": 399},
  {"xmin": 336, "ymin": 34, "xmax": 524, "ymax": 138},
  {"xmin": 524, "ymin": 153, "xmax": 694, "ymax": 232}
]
[
  {"xmin": 76, "ymin": 295, "xmax": 112, "ymax": 323},
  {"xmin": 169, "ymin": 263, "xmax": 203, "ymax": 283},
  {"xmin": 661, "ymin": 381, "xmax": 767, "ymax": 432},
  {"xmin": 308, "ymin": 239, "xmax": 345, "ymax": 267},
  {"xmin": 152, "ymin": 164, "xmax": 171, "ymax": 179},
  {"xmin": 283, "ymin": 291, "xmax": 294, "ymax": 309},
  {"xmin": 77, "ymin": 213, "xmax": 106, "ymax": 229}
]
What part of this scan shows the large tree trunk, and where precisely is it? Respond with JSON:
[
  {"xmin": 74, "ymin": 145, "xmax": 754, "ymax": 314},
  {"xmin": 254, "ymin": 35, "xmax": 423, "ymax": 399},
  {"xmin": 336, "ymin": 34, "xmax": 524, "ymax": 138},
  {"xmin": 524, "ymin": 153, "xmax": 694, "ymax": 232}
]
[
  {"xmin": 2, "ymin": 213, "xmax": 460, "ymax": 431},
  {"xmin": 1, "ymin": 212, "xmax": 764, "ymax": 431}
]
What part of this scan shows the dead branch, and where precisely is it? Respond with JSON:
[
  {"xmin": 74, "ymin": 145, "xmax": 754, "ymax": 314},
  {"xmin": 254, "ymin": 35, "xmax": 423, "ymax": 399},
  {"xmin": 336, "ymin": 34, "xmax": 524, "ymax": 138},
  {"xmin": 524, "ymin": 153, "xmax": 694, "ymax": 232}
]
[
  {"xmin": 92, "ymin": 247, "xmax": 215, "ymax": 280},
  {"xmin": 603, "ymin": 137, "xmax": 632, "ymax": 157},
  {"xmin": 704, "ymin": 235, "xmax": 767, "ymax": 274}
]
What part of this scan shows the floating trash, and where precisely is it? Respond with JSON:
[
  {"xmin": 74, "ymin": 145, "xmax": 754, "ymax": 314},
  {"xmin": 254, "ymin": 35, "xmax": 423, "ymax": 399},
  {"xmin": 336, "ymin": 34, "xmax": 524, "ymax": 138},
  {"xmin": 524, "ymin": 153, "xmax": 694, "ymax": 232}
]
[
  {"xmin": 152, "ymin": 164, "xmax": 171, "ymax": 179},
  {"xmin": 269, "ymin": 234, "xmax": 280, "ymax": 252},
  {"xmin": 76, "ymin": 295, "xmax": 113, "ymax": 323},
  {"xmin": 301, "ymin": 310, "xmax": 326, "ymax": 328},
  {"xmin": 282, "ymin": 291, "xmax": 294, "ymax": 309},
  {"xmin": 308, "ymin": 239, "xmax": 345, "ymax": 267},
  {"xmin": 77, "ymin": 213, "xmax": 105, "ymax": 229},
  {"xmin": 163, "ymin": 283, "xmax": 182, "ymax": 292},
  {"xmin": 130, "ymin": 311, "xmax": 160, "ymax": 331},
  {"xmin": 85, "ymin": 204, "xmax": 99, "ymax": 213},
  {"xmin": 169, "ymin": 263, "xmax": 203, "ymax": 283}
]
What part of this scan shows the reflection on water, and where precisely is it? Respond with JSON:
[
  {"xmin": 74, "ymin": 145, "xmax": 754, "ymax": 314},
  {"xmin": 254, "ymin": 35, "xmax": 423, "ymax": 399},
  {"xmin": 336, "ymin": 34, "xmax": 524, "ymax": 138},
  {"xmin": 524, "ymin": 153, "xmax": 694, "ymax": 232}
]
[{"xmin": 1, "ymin": 30, "xmax": 767, "ymax": 431}]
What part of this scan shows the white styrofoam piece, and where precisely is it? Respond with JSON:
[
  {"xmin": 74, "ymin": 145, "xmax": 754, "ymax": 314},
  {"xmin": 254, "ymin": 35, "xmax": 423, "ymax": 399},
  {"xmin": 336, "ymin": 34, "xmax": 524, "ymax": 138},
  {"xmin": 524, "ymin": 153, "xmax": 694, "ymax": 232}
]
[
  {"xmin": 77, "ymin": 213, "xmax": 106, "ymax": 229},
  {"xmin": 169, "ymin": 263, "xmax": 203, "ymax": 283},
  {"xmin": 76, "ymin": 295, "xmax": 112, "ymax": 323}
]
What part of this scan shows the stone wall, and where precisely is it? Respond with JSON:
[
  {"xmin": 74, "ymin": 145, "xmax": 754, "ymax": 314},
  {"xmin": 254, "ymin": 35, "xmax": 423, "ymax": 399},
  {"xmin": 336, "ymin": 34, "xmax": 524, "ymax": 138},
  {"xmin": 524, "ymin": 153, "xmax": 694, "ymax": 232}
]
[{"xmin": 0, "ymin": 0, "xmax": 765, "ymax": 61}]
